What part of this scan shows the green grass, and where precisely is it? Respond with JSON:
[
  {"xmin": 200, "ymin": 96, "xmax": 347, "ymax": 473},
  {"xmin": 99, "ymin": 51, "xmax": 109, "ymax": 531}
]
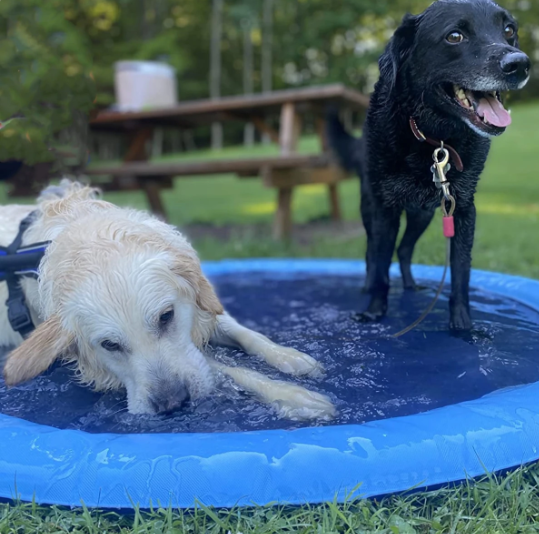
[
  {"xmin": 3, "ymin": 465, "xmax": 539, "ymax": 532},
  {"xmin": 84, "ymin": 103, "xmax": 539, "ymax": 276},
  {"xmin": 3, "ymin": 104, "xmax": 539, "ymax": 275},
  {"xmin": 2, "ymin": 103, "xmax": 539, "ymax": 531}
]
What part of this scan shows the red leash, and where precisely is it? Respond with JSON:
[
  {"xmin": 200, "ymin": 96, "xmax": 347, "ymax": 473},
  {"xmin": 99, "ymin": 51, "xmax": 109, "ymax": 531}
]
[
  {"xmin": 391, "ymin": 121, "xmax": 460, "ymax": 337},
  {"xmin": 409, "ymin": 117, "xmax": 464, "ymax": 172}
]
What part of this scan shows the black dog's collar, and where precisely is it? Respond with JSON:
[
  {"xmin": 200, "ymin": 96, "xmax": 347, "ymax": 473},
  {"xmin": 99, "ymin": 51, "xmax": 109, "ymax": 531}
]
[
  {"xmin": 409, "ymin": 118, "xmax": 464, "ymax": 172},
  {"xmin": 0, "ymin": 211, "xmax": 50, "ymax": 337}
]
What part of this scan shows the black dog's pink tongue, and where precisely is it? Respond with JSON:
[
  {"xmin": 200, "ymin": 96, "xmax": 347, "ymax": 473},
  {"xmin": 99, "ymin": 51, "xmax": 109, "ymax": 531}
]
[{"xmin": 476, "ymin": 94, "xmax": 512, "ymax": 127}]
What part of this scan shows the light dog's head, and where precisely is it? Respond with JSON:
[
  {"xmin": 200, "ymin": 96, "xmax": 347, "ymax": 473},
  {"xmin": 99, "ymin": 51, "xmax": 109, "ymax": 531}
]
[{"xmin": 3, "ymin": 187, "xmax": 223, "ymax": 414}]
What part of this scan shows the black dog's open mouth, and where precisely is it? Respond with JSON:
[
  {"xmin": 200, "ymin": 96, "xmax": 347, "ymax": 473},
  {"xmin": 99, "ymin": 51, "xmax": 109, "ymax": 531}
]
[{"xmin": 442, "ymin": 84, "xmax": 512, "ymax": 135}]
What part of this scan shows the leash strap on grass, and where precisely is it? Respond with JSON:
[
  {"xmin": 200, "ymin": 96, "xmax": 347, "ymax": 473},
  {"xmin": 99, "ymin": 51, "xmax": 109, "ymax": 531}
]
[{"xmin": 392, "ymin": 237, "xmax": 451, "ymax": 338}]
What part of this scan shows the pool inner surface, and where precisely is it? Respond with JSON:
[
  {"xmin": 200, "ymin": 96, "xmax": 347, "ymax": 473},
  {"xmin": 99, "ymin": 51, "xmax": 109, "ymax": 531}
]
[{"xmin": 1, "ymin": 272, "xmax": 539, "ymax": 434}]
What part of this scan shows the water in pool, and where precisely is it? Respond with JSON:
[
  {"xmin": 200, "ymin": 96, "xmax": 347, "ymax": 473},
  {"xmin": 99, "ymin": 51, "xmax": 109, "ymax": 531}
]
[{"xmin": 2, "ymin": 272, "xmax": 539, "ymax": 434}]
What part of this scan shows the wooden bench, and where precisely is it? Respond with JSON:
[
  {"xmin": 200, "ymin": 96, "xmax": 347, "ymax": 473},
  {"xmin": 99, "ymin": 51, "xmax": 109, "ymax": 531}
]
[
  {"xmin": 0, "ymin": 85, "xmax": 363, "ymax": 239},
  {"xmin": 87, "ymin": 84, "xmax": 367, "ymax": 240},
  {"xmin": 84, "ymin": 153, "xmax": 350, "ymax": 239}
]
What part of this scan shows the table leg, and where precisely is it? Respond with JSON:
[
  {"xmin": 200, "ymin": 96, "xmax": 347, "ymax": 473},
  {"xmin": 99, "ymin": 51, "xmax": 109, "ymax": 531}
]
[
  {"xmin": 279, "ymin": 102, "xmax": 301, "ymax": 155},
  {"xmin": 328, "ymin": 183, "xmax": 341, "ymax": 221},
  {"xmin": 273, "ymin": 187, "xmax": 293, "ymax": 241},
  {"xmin": 139, "ymin": 177, "xmax": 167, "ymax": 221},
  {"xmin": 125, "ymin": 127, "xmax": 153, "ymax": 162},
  {"xmin": 272, "ymin": 103, "xmax": 301, "ymax": 240},
  {"xmin": 125, "ymin": 128, "xmax": 168, "ymax": 221}
]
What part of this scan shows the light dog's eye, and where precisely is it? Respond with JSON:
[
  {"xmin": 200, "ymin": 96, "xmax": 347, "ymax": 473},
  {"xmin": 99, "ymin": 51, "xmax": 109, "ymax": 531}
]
[
  {"xmin": 159, "ymin": 309, "xmax": 175, "ymax": 327},
  {"xmin": 446, "ymin": 32, "xmax": 464, "ymax": 44},
  {"xmin": 101, "ymin": 340, "xmax": 122, "ymax": 352},
  {"xmin": 504, "ymin": 25, "xmax": 516, "ymax": 40}
]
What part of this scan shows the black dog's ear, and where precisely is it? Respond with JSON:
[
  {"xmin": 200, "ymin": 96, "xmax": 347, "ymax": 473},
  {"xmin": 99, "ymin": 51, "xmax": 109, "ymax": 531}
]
[{"xmin": 379, "ymin": 13, "xmax": 421, "ymax": 92}]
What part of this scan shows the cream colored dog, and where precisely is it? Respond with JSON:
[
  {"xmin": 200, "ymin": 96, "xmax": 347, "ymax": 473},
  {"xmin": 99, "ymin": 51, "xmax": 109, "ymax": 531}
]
[{"xmin": 0, "ymin": 181, "xmax": 335, "ymax": 420}]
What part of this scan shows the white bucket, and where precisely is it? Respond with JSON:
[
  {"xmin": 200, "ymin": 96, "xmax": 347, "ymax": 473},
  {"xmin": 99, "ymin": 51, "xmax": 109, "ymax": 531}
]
[{"xmin": 114, "ymin": 61, "xmax": 178, "ymax": 112}]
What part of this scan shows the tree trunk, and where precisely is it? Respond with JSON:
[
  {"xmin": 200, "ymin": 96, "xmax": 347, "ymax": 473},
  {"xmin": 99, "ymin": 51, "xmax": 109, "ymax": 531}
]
[
  {"xmin": 154, "ymin": 0, "xmax": 166, "ymax": 33},
  {"xmin": 262, "ymin": 0, "xmax": 273, "ymax": 94},
  {"xmin": 210, "ymin": 0, "xmax": 223, "ymax": 150},
  {"xmin": 261, "ymin": 0, "xmax": 273, "ymax": 144},
  {"xmin": 140, "ymin": 0, "xmax": 151, "ymax": 40},
  {"xmin": 243, "ymin": 19, "xmax": 255, "ymax": 147}
]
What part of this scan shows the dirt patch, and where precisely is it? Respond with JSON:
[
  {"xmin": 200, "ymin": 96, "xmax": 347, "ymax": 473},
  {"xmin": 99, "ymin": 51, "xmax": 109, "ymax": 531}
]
[{"xmin": 182, "ymin": 218, "xmax": 364, "ymax": 245}]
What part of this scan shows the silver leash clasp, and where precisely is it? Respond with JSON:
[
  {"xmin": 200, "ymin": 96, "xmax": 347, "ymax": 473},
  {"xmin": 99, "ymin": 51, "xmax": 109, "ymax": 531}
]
[{"xmin": 431, "ymin": 142, "xmax": 452, "ymax": 200}]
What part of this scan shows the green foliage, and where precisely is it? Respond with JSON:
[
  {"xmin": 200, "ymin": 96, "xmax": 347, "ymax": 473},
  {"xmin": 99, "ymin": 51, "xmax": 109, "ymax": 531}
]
[
  {"xmin": 0, "ymin": 0, "xmax": 538, "ymax": 165},
  {"xmin": 0, "ymin": 0, "xmax": 95, "ymax": 165}
]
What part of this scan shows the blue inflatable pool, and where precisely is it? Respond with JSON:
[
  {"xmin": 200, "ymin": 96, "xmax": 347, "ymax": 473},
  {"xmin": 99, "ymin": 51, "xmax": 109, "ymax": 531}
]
[{"xmin": 1, "ymin": 259, "xmax": 539, "ymax": 508}]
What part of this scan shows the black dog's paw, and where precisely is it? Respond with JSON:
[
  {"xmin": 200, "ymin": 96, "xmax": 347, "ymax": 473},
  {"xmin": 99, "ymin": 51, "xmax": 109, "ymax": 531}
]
[
  {"xmin": 449, "ymin": 306, "xmax": 473, "ymax": 331},
  {"xmin": 401, "ymin": 272, "xmax": 417, "ymax": 291},
  {"xmin": 352, "ymin": 311, "xmax": 384, "ymax": 323},
  {"xmin": 451, "ymin": 328, "xmax": 490, "ymax": 344},
  {"xmin": 352, "ymin": 296, "xmax": 388, "ymax": 323},
  {"xmin": 401, "ymin": 272, "xmax": 430, "ymax": 291},
  {"xmin": 403, "ymin": 282, "xmax": 429, "ymax": 291}
]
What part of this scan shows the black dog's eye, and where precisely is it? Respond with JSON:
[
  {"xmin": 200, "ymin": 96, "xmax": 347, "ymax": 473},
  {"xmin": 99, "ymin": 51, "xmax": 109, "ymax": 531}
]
[
  {"xmin": 159, "ymin": 309, "xmax": 175, "ymax": 327},
  {"xmin": 504, "ymin": 25, "xmax": 516, "ymax": 40},
  {"xmin": 446, "ymin": 31, "xmax": 464, "ymax": 44},
  {"xmin": 101, "ymin": 340, "xmax": 122, "ymax": 352}
]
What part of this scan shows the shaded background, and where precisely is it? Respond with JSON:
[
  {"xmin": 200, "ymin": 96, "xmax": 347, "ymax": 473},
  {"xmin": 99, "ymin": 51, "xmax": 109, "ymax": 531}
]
[
  {"xmin": 0, "ymin": 0, "xmax": 538, "ymax": 277},
  {"xmin": 0, "ymin": 0, "xmax": 537, "ymax": 161}
]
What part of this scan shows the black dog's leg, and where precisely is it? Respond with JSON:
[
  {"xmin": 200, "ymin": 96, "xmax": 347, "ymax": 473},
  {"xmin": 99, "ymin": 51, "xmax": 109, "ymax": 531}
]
[
  {"xmin": 397, "ymin": 208, "xmax": 435, "ymax": 289},
  {"xmin": 355, "ymin": 207, "xmax": 401, "ymax": 322},
  {"xmin": 360, "ymin": 181, "xmax": 376, "ymax": 293},
  {"xmin": 449, "ymin": 204, "xmax": 475, "ymax": 331}
]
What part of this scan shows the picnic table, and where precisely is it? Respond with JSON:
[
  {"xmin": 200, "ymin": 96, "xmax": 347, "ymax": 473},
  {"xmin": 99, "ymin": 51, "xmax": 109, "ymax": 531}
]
[{"xmin": 87, "ymin": 83, "xmax": 369, "ymax": 239}]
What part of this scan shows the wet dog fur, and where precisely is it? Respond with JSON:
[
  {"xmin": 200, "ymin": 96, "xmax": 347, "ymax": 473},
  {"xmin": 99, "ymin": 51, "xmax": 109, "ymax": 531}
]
[
  {"xmin": 0, "ymin": 181, "xmax": 335, "ymax": 420},
  {"xmin": 329, "ymin": 0, "xmax": 530, "ymax": 330}
]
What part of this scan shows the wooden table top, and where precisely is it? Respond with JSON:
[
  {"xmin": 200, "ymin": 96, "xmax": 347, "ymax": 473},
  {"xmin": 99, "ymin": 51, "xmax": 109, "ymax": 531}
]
[{"xmin": 90, "ymin": 83, "xmax": 369, "ymax": 132}]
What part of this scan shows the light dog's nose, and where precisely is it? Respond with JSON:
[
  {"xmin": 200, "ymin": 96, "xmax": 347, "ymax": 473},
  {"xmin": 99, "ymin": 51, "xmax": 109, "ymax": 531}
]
[
  {"xmin": 149, "ymin": 385, "xmax": 190, "ymax": 415},
  {"xmin": 500, "ymin": 51, "xmax": 530, "ymax": 79}
]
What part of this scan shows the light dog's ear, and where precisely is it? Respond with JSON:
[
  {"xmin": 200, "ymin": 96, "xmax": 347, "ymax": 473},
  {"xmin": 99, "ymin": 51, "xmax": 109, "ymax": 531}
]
[
  {"xmin": 2, "ymin": 315, "xmax": 74, "ymax": 386},
  {"xmin": 379, "ymin": 13, "xmax": 421, "ymax": 92},
  {"xmin": 195, "ymin": 274, "xmax": 224, "ymax": 315},
  {"xmin": 171, "ymin": 255, "xmax": 224, "ymax": 315}
]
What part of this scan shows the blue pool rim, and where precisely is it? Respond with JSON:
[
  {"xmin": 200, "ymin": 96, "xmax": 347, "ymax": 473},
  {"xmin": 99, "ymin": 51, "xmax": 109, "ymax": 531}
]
[{"xmin": 1, "ymin": 258, "xmax": 539, "ymax": 509}]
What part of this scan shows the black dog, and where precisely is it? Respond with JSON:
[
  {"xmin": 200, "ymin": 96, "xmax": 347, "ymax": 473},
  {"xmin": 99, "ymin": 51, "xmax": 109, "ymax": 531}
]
[{"xmin": 329, "ymin": 0, "xmax": 530, "ymax": 331}]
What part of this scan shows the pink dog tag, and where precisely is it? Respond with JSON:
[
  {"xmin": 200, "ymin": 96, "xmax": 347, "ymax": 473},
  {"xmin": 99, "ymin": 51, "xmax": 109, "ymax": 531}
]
[{"xmin": 443, "ymin": 216, "xmax": 454, "ymax": 238}]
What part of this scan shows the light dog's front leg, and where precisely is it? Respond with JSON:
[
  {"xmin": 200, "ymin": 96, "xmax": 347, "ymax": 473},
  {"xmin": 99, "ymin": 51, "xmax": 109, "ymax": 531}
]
[
  {"xmin": 209, "ymin": 360, "xmax": 336, "ymax": 421},
  {"xmin": 212, "ymin": 313, "xmax": 323, "ymax": 377}
]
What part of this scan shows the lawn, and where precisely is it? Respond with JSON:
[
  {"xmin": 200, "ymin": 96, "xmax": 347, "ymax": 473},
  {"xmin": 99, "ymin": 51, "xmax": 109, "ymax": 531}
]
[
  {"xmin": 3, "ymin": 102, "xmax": 539, "ymax": 276},
  {"xmin": 97, "ymin": 101, "xmax": 539, "ymax": 277},
  {"xmin": 1, "ymin": 102, "xmax": 539, "ymax": 532}
]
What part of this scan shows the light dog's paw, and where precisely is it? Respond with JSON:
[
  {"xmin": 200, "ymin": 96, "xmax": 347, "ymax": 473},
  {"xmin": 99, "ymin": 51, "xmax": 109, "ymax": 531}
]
[
  {"xmin": 249, "ymin": 332, "xmax": 324, "ymax": 376},
  {"xmin": 271, "ymin": 345, "xmax": 324, "ymax": 377},
  {"xmin": 271, "ymin": 384, "xmax": 336, "ymax": 421},
  {"xmin": 212, "ymin": 362, "xmax": 335, "ymax": 421}
]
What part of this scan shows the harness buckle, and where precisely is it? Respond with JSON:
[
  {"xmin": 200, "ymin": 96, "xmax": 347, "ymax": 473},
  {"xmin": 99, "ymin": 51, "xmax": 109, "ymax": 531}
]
[{"xmin": 6, "ymin": 295, "xmax": 34, "ymax": 336}]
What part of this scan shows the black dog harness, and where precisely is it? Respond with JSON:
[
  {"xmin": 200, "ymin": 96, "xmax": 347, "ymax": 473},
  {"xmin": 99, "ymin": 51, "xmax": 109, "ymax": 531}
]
[{"xmin": 0, "ymin": 212, "xmax": 50, "ymax": 337}]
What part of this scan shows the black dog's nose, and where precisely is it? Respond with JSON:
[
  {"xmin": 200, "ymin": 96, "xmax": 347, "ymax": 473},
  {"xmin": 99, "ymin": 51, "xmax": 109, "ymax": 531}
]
[
  {"xmin": 149, "ymin": 386, "xmax": 190, "ymax": 415},
  {"xmin": 500, "ymin": 52, "xmax": 530, "ymax": 79}
]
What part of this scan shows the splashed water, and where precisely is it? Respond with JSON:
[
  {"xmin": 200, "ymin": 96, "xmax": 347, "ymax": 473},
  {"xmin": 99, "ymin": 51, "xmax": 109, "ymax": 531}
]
[{"xmin": 2, "ymin": 272, "xmax": 539, "ymax": 434}]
